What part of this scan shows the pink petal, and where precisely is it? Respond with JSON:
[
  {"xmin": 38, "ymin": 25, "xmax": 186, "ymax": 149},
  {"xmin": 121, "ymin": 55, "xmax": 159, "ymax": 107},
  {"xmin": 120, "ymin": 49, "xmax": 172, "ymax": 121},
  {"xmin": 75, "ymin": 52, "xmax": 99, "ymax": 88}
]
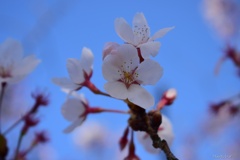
[
  {"xmin": 61, "ymin": 98, "xmax": 86, "ymax": 122},
  {"xmin": 63, "ymin": 117, "xmax": 85, "ymax": 133},
  {"xmin": 0, "ymin": 38, "xmax": 23, "ymax": 66},
  {"xmin": 66, "ymin": 58, "xmax": 84, "ymax": 84},
  {"xmin": 104, "ymin": 81, "xmax": 128, "ymax": 99},
  {"xmin": 52, "ymin": 77, "xmax": 80, "ymax": 90},
  {"xmin": 135, "ymin": 59, "xmax": 163, "ymax": 85},
  {"xmin": 149, "ymin": 27, "xmax": 174, "ymax": 41},
  {"xmin": 79, "ymin": 47, "xmax": 94, "ymax": 75},
  {"xmin": 115, "ymin": 18, "xmax": 135, "ymax": 44},
  {"xmin": 11, "ymin": 54, "xmax": 41, "ymax": 78},
  {"xmin": 139, "ymin": 41, "xmax": 160, "ymax": 58},
  {"xmin": 128, "ymin": 84, "xmax": 154, "ymax": 109}
]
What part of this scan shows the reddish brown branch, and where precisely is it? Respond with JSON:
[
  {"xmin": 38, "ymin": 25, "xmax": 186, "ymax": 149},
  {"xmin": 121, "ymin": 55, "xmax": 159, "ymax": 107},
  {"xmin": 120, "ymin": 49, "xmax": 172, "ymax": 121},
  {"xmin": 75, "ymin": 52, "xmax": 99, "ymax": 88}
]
[{"xmin": 126, "ymin": 100, "xmax": 178, "ymax": 160}]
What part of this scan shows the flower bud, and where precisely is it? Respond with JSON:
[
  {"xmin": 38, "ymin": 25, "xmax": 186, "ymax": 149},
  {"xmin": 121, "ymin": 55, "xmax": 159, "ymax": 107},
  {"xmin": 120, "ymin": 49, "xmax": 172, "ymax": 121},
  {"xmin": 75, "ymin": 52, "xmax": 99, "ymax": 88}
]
[
  {"xmin": 157, "ymin": 88, "xmax": 177, "ymax": 110},
  {"xmin": 163, "ymin": 88, "xmax": 177, "ymax": 105},
  {"xmin": 102, "ymin": 42, "xmax": 120, "ymax": 60}
]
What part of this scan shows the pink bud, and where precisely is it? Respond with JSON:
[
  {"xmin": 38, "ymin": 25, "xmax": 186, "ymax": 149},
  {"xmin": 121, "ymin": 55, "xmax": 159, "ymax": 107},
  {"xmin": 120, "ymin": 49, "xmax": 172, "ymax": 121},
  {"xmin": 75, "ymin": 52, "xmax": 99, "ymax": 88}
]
[
  {"xmin": 102, "ymin": 42, "xmax": 120, "ymax": 60},
  {"xmin": 119, "ymin": 127, "xmax": 129, "ymax": 151},
  {"xmin": 31, "ymin": 89, "xmax": 50, "ymax": 107},
  {"xmin": 163, "ymin": 88, "xmax": 177, "ymax": 105},
  {"xmin": 35, "ymin": 131, "xmax": 49, "ymax": 144},
  {"xmin": 157, "ymin": 88, "xmax": 177, "ymax": 110}
]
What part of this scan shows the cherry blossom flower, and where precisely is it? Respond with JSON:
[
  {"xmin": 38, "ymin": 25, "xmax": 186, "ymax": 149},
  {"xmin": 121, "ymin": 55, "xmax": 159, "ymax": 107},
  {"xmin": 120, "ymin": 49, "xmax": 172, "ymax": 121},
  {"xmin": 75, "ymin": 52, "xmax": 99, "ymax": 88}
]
[
  {"xmin": 115, "ymin": 12, "xmax": 174, "ymax": 59},
  {"xmin": 72, "ymin": 121, "xmax": 109, "ymax": 150},
  {"xmin": 137, "ymin": 114, "xmax": 174, "ymax": 154},
  {"xmin": 102, "ymin": 44, "xmax": 163, "ymax": 109},
  {"xmin": 203, "ymin": 0, "xmax": 240, "ymax": 39},
  {"xmin": 203, "ymin": 101, "xmax": 239, "ymax": 135},
  {"xmin": 0, "ymin": 38, "xmax": 41, "ymax": 84},
  {"xmin": 61, "ymin": 89, "xmax": 108, "ymax": 133},
  {"xmin": 52, "ymin": 47, "xmax": 94, "ymax": 91},
  {"xmin": 61, "ymin": 92, "xmax": 89, "ymax": 133}
]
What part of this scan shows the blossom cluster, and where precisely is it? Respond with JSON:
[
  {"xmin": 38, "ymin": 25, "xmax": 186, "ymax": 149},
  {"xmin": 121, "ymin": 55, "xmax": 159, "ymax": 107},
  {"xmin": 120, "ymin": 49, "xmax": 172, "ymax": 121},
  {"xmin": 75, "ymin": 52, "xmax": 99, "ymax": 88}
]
[
  {"xmin": 52, "ymin": 12, "xmax": 177, "ymax": 159},
  {"xmin": 0, "ymin": 38, "xmax": 49, "ymax": 160}
]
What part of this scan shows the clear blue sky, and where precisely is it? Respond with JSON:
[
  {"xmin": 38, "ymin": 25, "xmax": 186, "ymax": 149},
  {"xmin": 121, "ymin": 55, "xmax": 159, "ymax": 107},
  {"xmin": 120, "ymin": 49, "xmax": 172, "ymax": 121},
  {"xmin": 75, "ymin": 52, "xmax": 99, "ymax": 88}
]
[{"xmin": 1, "ymin": 0, "xmax": 239, "ymax": 160}]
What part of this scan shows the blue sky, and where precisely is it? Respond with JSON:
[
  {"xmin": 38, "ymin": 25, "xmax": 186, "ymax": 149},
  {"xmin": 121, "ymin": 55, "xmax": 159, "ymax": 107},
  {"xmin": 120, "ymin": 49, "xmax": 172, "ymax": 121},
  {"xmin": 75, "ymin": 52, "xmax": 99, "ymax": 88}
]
[{"xmin": 1, "ymin": 0, "xmax": 240, "ymax": 160}]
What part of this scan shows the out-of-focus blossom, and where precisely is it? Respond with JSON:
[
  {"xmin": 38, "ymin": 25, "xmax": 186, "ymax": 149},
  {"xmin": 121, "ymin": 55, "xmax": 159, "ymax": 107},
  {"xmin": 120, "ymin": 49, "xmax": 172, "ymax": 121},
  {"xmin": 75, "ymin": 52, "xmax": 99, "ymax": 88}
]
[
  {"xmin": 31, "ymin": 89, "xmax": 50, "ymax": 107},
  {"xmin": 0, "ymin": 38, "xmax": 41, "ymax": 84},
  {"xmin": 37, "ymin": 144, "xmax": 58, "ymax": 160},
  {"xmin": 137, "ymin": 114, "xmax": 174, "ymax": 154},
  {"xmin": 115, "ymin": 13, "xmax": 174, "ymax": 59},
  {"xmin": 1, "ymin": 83, "xmax": 28, "ymax": 123},
  {"xmin": 214, "ymin": 45, "xmax": 240, "ymax": 75},
  {"xmin": 203, "ymin": 101, "xmax": 238, "ymax": 135},
  {"xmin": 22, "ymin": 115, "xmax": 39, "ymax": 134},
  {"xmin": 52, "ymin": 47, "xmax": 94, "ymax": 91},
  {"xmin": 72, "ymin": 121, "xmax": 109, "ymax": 150},
  {"xmin": 34, "ymin": 131, "xmax": 49, "ymax": 144},
  {"xmin": 102, "ymin": 44, "xmax": 162, "ymax": 109},
  {"xmin": 61, "ymin": 92, "xmax": 88, "ymax": 133},
  {"xmin": 203, "ymin": 0, "xmax": 240, "ymax": 39}
]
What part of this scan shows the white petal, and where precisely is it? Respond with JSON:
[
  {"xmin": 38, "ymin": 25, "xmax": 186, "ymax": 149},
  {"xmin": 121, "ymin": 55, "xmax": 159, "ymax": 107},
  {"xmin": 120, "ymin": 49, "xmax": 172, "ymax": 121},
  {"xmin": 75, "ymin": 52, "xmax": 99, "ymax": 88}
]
[
  {"xmin": 149, "ymin": 27, "xmax": 174, "ymax": 41},
  {"xmin": 115, "ymin": 44, "xmax": 139, "ymax": 71},
  {"xmin": 63, "ymin": 117, "xmax": 85, "ymax": 133},
  {"xmin": 61, "ymin": 89, "xmax": 88, "ymax": 105},
  {"xmin": 61, "ymin": 98, "xmax": 86, "ymax": 121},
  {"xmin": 104, "ymin": 81, "xmax": 128, "ymax": 99},
  {"xmin": 135, "ymin": 59, "xmax": 163, "ymax": 85},
  {"xmin": 133, "ymin": 13, "xmax": 149, "ymax": 30},
  {"xmin": 79, "ymin": 47, "xmax": 94, "ymax": 75},
  {"xmin": 158, "ymin": 115, "xmax": 174, "ymax": 145},
  {"xmin": 52, "ymin": 77, "xmax": 80, "ymax": 90},
  {"xmin": 11, "ymin": 54, "xmax": 41, "ymax": 77},
  {"xmin": 102, "ymin": 55, "xmax": 122, "ymax": 81},
  {"xmin": 139, "ymin": 41, "xmax": 161, "ymax": 58},
  {"xmin": 137, "ymin": 131, "xmax": 160, "ymax": 154},
  {"xmin": 0, "ymin": 38, "xmax": 23, "ymax": 66},
  {"xmin": 128, "ymin": 84, "xmax": 154, "ymax": 109},
  {"xmin": 66, "ymin": 58, "xmax": 84, "ymax": 84},
  {"xmin": 132, "ymin": 13, "xmax": 150, "ymax": 44},
  {"xmin": 102, "ymin": 44, "xmax": 139, "ymax": 81},
  {"xmin": 115, "ymin": 18, "xmax": 135, "ymax": 44}
]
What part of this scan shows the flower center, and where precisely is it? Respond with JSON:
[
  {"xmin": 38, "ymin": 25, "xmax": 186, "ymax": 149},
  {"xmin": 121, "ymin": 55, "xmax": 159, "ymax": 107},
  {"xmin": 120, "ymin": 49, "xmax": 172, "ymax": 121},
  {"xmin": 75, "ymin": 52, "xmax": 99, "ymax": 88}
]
[
  {"xmin": 117, "ymin": 60, "xmax": 139, "ymax": 88},
  {"xmin": 123, "ymin": 71, "xmax": 134, "ymax": 84},
  {"xmin": 0, "ymin": 66, "xmax": 11, "ymax": 78}
]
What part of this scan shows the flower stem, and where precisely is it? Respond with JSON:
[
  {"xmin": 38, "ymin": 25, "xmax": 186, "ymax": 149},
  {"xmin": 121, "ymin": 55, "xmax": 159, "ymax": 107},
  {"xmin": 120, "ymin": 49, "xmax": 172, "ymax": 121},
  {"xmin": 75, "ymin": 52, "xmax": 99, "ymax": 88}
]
[
  {"xmin": 20, "ymin": 140, "xmax": 38, "ymax": 158},
  {"xmin": 100, "ymin": 108, "xmax": 130, "ymax": 114},
  {"xmin": 3, "ymin": 116, "xmax": 24, "ymax": 135},
  {"xmin": 127, "ymin": 101, "xmax": 178, "ymax": 160},
  {"xmin": 156, "ymin": 99, "xmax": 167, "ymax": 110},
  {"xmin": 89, "ymin": 107, "xmax": 130, "ymax": 114},
  {"xmin": 84, "ymin": 80, "xmax": 110, "ymax": 97},
  {"xmin": 3, "ymin": 102, "xmax": 38, "ymax": 135},
  {"xmin": 14, "ymin": 133, "xmax": 24, "ymax": 160},
  {"xmin": 0, "ymin": 82, "xmax": 7, "ymax": 134}
]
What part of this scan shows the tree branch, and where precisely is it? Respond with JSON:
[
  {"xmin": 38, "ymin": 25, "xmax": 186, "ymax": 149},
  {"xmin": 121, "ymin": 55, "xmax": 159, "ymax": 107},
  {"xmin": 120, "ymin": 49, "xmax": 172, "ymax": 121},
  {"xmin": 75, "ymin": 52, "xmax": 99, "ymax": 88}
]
[{"xmin": 126, "ymin": 100, "xmax": 178, "ymax": 160}]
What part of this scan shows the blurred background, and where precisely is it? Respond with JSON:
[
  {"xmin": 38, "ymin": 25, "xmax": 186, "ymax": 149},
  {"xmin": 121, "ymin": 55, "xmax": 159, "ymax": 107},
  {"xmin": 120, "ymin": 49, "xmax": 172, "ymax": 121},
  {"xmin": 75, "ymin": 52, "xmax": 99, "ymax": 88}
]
[{"xmin": 0, "ymin": 0, "xmax": 240, "ymax": 159}]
